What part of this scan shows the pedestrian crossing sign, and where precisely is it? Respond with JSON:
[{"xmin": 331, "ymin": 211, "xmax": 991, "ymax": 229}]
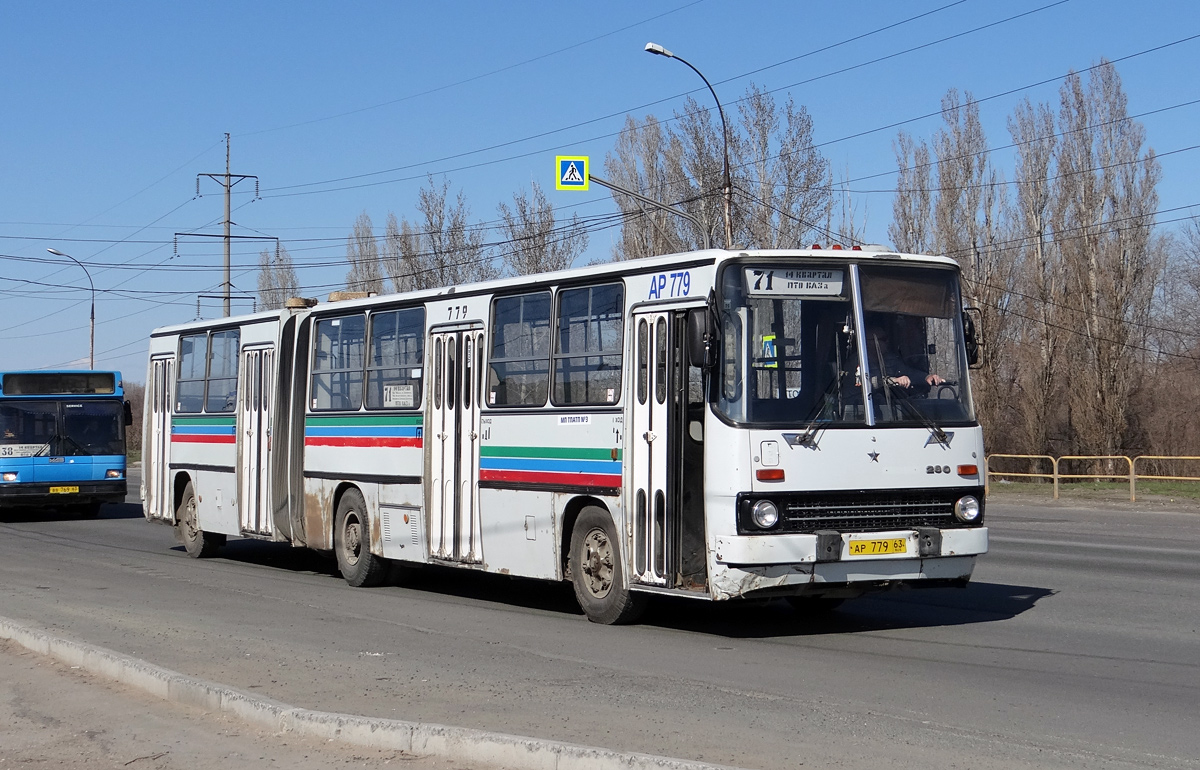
[{"xmin": 556, "ymin": 156, "xmax": 589, "ymax": 191}]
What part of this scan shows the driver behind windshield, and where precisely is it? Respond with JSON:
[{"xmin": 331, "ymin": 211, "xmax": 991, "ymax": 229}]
[{"xmin": 863, "ymin": 314, "xmax": 944, "ymax": 392}]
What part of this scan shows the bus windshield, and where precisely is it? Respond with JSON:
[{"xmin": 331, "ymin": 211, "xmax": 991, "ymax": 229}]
[
  {"xmin": 717, "ymin": 262, "xmax": 974, "ymax": 426},
  {"xmin": 0, "ymin": 400, "xmax": 124, "ymax": 456}
]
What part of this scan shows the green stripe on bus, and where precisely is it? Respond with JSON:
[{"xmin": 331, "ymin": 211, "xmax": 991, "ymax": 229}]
[
  {"xmin": 172, "ymin": 416, "xmax": 236, "ymax": 425},
  {"xmin": 481, "ymin": 446, "xmax": 621, "ymax": 461},
  {"xmin": 305, "ymin": 415, "xmax": 424, "ymax": 427}
]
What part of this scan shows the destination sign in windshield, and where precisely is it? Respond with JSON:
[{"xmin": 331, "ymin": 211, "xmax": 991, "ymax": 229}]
[{"xmin": 744, "ymin": 267, "xmax": 844, "ymax": 297}]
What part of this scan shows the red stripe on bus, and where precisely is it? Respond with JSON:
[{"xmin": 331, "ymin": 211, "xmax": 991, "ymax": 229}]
[
  {"xmin": 478, "ymin": 469, "xmax": 621, "ymax": 488},
  {"xmin": 171, "ymin": 434, "xmax": 235, "ymax": 444},
  {"xmin": 304, "ymin": 436, "xmax": 422, "ymax": 448}
]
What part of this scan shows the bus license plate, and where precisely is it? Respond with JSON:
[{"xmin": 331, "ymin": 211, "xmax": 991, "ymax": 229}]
[
  {"xmin": 49, "ymin": 486, "xmax": 79, "ymax": 494},
  {"xmin": 848, "ymin": 537, "xmax": 907, "ymax": 556}
]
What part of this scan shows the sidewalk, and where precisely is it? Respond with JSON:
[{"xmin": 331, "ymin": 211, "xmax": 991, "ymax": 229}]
[{"xmin": 0, "ymin": 639, "xmax": 458, "ymax": 770}]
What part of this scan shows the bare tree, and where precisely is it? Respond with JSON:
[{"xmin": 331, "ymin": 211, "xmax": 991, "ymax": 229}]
[
  {"xmin": 605, "ymin": 114, "xmax": 694, "ymax": 259},
  {"xmin": 345, "ymin": 211, "xmax": 383, "ymax": 293},
  {"xmin": 604, "ymin": 84, "xmax": 831, "ymax": 258},
  {"xmin": 1135, "ymin": 219, "xmax": 1200, "ymax": 457},
  {"xmin": 384, "ymin": 177, "xmax": 496, "ymax": 291},
  {"xmin": 732, "ymin": 85, "xmax": 830, "ymax": 249},
  {"xmin": 256, "ymin": 244, "xmax": 300, "ymax": 311},
  {"xmin": 497, "ymin": 181, "xmax": 589, "ymax": 276},
  {"xmin": 382, "ymin": 211, "xmax": 421, "ymax": 294},
  {"xmin": 1007, "ymin": 97, "xmax": 1063, "ymax": 454},
  {"xmin": 888, "ymin": 133, "xmax": 934, "ymax": 253},
  {"xmin": 1052, "ymin": 61, "xmax": 1162, "ymax": 458}
]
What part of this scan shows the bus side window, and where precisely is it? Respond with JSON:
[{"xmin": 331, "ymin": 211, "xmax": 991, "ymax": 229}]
[
  {"xmin": 176, "ymin": 333, "xmax": 207, "ymax": 413},
  {"xmin": 311, "ymin": 315, "xmax": 365, "ymax": 411},
  {"xmin": 206, "ymin": 329, "xmax": 240, "ymax": 413},
  {"xmin": 488, "ymin": 292, "xmax": 551, "ymax": 407},
  {"xmin": 553, "ymin": 283, "xmax": 623, "ymax": 406},
  {"xmin": 366, "ymin": 307, "xmax": 424, "ymax": 410}
]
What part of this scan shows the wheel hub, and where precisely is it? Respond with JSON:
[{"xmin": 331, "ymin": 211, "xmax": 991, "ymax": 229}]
[
  {"xmin": 581, "ymin": 529, "xmax": 614, "ymax": 598},
  {"xmin": 344, "ymin": 516, "xmax": 362, "ymax": 565}
]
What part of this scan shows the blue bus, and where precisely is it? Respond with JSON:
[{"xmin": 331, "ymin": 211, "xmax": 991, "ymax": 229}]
[{"xmin": 0, "ymin": 371, "xmax": 132, "ymax": 517}]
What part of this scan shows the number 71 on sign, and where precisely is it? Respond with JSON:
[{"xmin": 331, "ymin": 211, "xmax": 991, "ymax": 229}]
[{"xmin": 556, "ymin": 156, "xmax": 589, "ymax": 191}]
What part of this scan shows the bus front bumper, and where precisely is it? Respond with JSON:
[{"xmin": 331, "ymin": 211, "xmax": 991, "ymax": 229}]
[
  {"xmin": 0, "ymin": 480, "xmax": 127, "ymax": 508},
  {"xmin": 708, "ymin": 527, "xmax": 987, "ymax": 601}
]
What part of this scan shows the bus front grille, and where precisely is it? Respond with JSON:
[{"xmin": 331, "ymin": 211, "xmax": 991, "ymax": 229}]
[{"xmin": 741, "ymin": 487, "xmax": 984, "ymax": 534}]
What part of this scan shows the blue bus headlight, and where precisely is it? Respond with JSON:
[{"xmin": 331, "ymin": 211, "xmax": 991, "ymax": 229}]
[
  {"xmin": 751, "ymin": 500, "xmax": 780, "ymax": 529},
  {"xmin": 106, "ymin": 469, "xmax": 123, "ymax": 479},
  {"xmin": 954, "ymin": 495, "xmax": 981, "ymax": 523},
  {"xmin": 2, "ymin": 472, "xmax": 16, "ymax": 482}
]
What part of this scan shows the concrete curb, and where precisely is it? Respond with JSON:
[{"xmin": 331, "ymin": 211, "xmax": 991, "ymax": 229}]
[{"xmin": 0, "ymin": 615, "xmax": 746, "ymax": 770}]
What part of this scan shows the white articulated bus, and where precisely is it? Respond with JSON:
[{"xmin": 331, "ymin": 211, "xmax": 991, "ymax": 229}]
[{"xmin": 142, "ymin": 248, "xmax": 987, "ymax": 624}]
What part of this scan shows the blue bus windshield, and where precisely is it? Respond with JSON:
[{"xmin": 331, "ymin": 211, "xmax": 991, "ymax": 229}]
[{"xmin": 1, "ymin": 400, "xmax": 124, "ymax": 457}]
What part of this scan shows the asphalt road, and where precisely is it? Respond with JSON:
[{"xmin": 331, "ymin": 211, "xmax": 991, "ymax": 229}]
[{"xmin": 1, "ymin": 474, "xmax": 1197, "ymax": 770}]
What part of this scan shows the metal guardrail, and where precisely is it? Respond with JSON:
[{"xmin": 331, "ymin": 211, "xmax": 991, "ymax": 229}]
[{"xmin": 985, "ymin": 454, "xmax": 1200, "ymax": 501}]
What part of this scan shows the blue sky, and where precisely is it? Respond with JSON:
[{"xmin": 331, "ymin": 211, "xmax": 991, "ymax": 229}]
[{"xmin": 1, "ymin": 1, "xmax": 1196, "ymax": 381}]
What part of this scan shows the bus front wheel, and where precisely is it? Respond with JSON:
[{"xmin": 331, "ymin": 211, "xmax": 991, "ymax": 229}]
[
  {"xmin": 177, "ymin": 481, "xmax": 224, "ymax": 558},
  {"xmin": 334, "ymin": 488, "xmax": 388, "ymax": 587},
  {"xmin": 569, "ymin": 507, "xmax": 646, "ymax": 625}
]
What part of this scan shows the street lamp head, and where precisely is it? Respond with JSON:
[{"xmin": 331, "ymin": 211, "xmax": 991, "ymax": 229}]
[
  {"xmin": 47, "ymin": 248, "xmax": 69, "ymax": 257},
  {"xmin": 644, "ymin": 42, "xmax": 674, "ymax": 58}
]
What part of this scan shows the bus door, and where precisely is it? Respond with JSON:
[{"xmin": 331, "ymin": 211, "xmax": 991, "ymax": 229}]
[
  {"xmin": 146, "ymin": 355, "xmax": 174, "ymax": 521},
  {"xmin": 428, "ymin": 327, "xmax": 484, "ymax": 564},
  {"xmin": 237, "ymin": 346, "xmax": 274, "ymax": 536},
  {"xmin": 629, "ymin": 310, "xmax": 679, "ymax": 587}
]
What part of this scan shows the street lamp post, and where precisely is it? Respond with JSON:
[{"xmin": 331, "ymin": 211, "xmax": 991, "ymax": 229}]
[
  {"xmin": 645, "ymin": 42, "xmax": 733, "ymax": 248},
  {"xmin": 46, "ymin": 248, "xmax": 95, "ymax": 369}
]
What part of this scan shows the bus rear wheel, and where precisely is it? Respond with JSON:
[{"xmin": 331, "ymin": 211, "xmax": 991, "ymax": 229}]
[
  {"xmin": 177, "ymin": 481, "xmax": 224, "ymax": 558},
  {"xmin": 569, "ymin": 507, "xmax": 646, "ymax": 625},
  {"xmin": 334, "ymin": 488, "xmax": 388, "ymax": 587}
]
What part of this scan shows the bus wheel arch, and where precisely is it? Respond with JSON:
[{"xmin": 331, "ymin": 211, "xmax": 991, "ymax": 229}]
[
  {"xmin": 332, "ymin": 484, "xmax": 388, "ymax": 588},
  {"xmin": 559, "ymin": 495, "xmax": 608, "ymax": 580},
  {"xmin": 568, "ymin": 504, "xmax": 646, "ymax": 625}
]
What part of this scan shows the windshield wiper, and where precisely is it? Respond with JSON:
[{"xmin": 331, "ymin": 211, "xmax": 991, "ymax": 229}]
[
  {"xmin": 790, "ymin": 375, "xmax": 842, "ymax": 448},
  {"xmin": 35, "ymin": 433, "xmax": 88, "ymax": 457},
  {"xmin": 881, "ymin": 380, "xmax": 951, "ymax": 446}
]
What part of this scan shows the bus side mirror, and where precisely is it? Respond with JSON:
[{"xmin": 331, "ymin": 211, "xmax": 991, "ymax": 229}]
[
  {"xmin": 687, "ymin": 308, "xmax": 717, "ymax": 369},
  {"xmin": 124, "ymin": 400, "xmax": 134, "ymax": 424},
  {"xmin": 962, "ymin": 308, "xmax": 982, "ymax": 368}
]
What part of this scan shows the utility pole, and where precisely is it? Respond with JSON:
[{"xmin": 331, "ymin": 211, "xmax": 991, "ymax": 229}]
[{"xmin": 198, "ymin": 133, "xmax": 259, "ymax": 316}]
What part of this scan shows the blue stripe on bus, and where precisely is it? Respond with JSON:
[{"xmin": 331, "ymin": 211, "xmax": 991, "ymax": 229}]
[
  {"xmin": 172, "ymin": 425, "xmax": 235, "ymax": 435},
  {"xmin": 304, "ymin": 426, "xmax": 422, "ymax": 437},
  {"xmin": 478, "ymin": 457, "xmax": 622, "ymax": 475}
]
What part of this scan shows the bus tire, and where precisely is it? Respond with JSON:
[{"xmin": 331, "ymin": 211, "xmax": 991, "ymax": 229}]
[
  {"xmin": 334, "ymin": 488, "xmax": 387, "ymax": 588},
  {"xmin": 177, "ymin": 481, "xmax": 223, "ymax": 558},
  {"xmin": 569, "ymin": 507, "xmax": 646, "ymax": 625}
]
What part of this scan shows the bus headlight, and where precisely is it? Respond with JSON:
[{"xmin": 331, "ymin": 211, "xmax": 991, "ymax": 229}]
[
  {"xmin": 751, "ymin": 500, "xmax": 780, "ymax": 529},
  {"xmin": 953, "ymin": 495, "xmax": 981, "ymax": 524},
  {"xmin": 106, "ymin": 469, "xmax": 123, "ymax": 479},
  {"xmin": 2, "ymin": 472, "xmax": 16, "ymax": 482}
]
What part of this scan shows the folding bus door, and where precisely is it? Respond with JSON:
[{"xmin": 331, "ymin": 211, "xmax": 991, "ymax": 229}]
[
  {"xmin": 145, "ymin": 355, "xmax": 174, "ymax": 521},
  {"xmin": 629, "ymin": 311, "xmax": 677, "ymax": 586},
  {"xmin": 427, "ymin": 328, "xmax": 484, "ymax": 564},
  {"xmin": 237, "ymin": 346, "xmax": 274, "ymax": 536}
]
